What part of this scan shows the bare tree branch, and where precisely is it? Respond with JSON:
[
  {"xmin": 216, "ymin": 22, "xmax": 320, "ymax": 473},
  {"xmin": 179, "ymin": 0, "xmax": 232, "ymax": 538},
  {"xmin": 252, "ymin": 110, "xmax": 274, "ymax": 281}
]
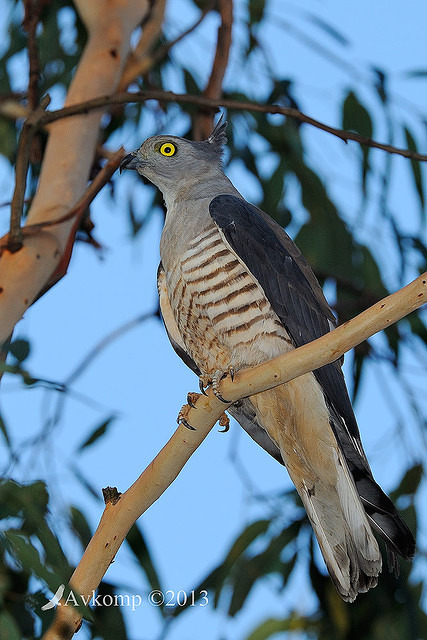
[
  {"xmin": 118, "ymin": 0, "xmax": 167, "ymax": 89},
  {"xmin": 30, "ymin": 147, "xmax": 124, "ymax": 298},
  {"xmin": 43, "ymin": 273, "xmax": 426, "ymax": 640},
  {"xmin": 193, "ymin": 0, "xmax": 233, "ymax": 140},
  {"xmin": 23, "ymin": 0, "xmax": 44, "ymax": 110},
  {"xmin": 41, "ymin": 90, "xmax": 427, "ymax": 162},
  {"xmin": 0, "ymin": 1, "xmax": 150, "ymax": 348},
  {"xmin": 8, "ymin": 95, "xmax": 51, "ymax": 253},
  {"xmin": 143, "ymin": 1, "xmax": 216, "ymax": 78}
]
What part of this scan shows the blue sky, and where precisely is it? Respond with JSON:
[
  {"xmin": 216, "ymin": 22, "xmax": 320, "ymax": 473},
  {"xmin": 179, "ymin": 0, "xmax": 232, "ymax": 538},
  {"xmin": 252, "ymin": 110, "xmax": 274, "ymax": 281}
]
[{"xmin": 0, "ymin": 1, "xmax": 426, "ymax": 638}]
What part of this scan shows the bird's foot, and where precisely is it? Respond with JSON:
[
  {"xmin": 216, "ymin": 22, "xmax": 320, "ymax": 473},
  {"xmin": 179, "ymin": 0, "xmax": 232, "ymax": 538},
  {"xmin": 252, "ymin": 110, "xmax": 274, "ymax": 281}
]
[
  {"xmin": 199, "ymin": 368, "xmax": 235, "ymax": 403},
  {"xmin": 218, "ymin": 412, "xmax": 230, "ymax": 432},
  {"xmin": 199, "ymin": 374, "xmax": 210, "ymax": 396},
  {"xmin": 212, "ymin": 367, "xmax": 235, "ymax": 403},
  {"xmin": 186, "ymin": 391, "xmax": 200, "ymax": 409},
  {"xmin": 177, "ymin": 400, "xmax": 197, "ymax": 430},
  {"xmin": 177, "ymin": 392, "xmax": 230, "ymax": 432}
]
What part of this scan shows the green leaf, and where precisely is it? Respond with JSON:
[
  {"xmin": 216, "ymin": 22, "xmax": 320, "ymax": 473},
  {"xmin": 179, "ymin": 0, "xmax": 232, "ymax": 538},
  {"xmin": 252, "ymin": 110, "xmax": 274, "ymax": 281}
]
[
  {"xmin": 0, "ymin": 611, "xmax": 21, "ymax": 640},
  {"xmin": 0, "ymin": 413, "xmax": 11, "ymax": 449},
  {"xmin": 342, "ymin": 91, "xmax": 373, "ymax": 138},
  {"xmin": 8, "ymin": 339, "xmax": 30, "ymax": 364},
  {"xmin": 170, "ymin": 519, "xmax": 271, "ymax": 617},
  {"xmin": 183, "ymin": 68, "xmax": 200, "ymax": 96},
  {"xmin": 244, "ymin": 616, "xmax": 312, "ymax": 640},
  {"xmin": 295, "ymin": 166, "xmax": 355, "ymax": 282},
  {"xmin": 404, "ymin": 126, "xmax": 425, "ymax": 216},
  {"xmin": 228, "ymin": 524, "xmax": 301, "ymax": 617},
  {"xmin": 249, "ymin": 0, "xmax": 266, "ymax": 25},
  {"xmin": 0, "ymin": 119, "xmax": 17, "ymax": 163},
  {"xmin": 403, "ymin": 69, "xmax": 427, "ymax": 78},
  {"xmin": 70, "ymin": 506, "xmax": 92, "ymax": 549},
  {"xmin": 0, "ymin": 479, "xmax": 49, "ymax": 522},
  {"xmin": 307, "ymin": 14, "xmax": 349, "ymax": 46},
  {"xmin": 126, "ymin": 524, "xmax": 164, "ymax": 603},
  {"xmin": 70, "ymin": 464, "xmax": 103, "ymax": 501},
  {"xmin": 390, "ymin": 464, "xmax": 423, "ymax": 501},
  {"xmin": 258, "ymin": 158, "xmax": 287, "ymax": 220},
  {"xmin": 1, "ymin": 532, "xmax": 65, "ymax": 593},
  {"xmin": 373, "ymin": 67, "xmax": 388, "ymax": 104},
  {"xmin": 406, "ymin": 311, "xmax": 427, "ymax": 346},
  {"xmin": 212, "ymin": 519, "xmax": 271, "ymax": 602},
  {"xmin": 77, "ymin": 416, "xmax": 116, "ymax": 452},
  {"xmin": 342, "ymin": 91, "xmax": 373, "ymax": 193},
  {"xmin": 92, "ymin": 582, "xmax": 128, "ymax": 640}
]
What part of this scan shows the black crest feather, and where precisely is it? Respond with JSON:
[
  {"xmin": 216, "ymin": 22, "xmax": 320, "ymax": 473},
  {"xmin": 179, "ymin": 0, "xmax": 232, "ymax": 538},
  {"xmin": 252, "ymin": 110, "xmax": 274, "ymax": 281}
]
[{"xmin": 207, "ymin": 114, "xmax": 227, "ymax": 150}]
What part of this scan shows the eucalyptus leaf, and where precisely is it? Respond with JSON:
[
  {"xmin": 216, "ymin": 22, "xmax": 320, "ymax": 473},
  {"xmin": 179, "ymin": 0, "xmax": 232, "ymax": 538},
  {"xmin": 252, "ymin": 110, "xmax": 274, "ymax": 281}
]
[
  {"xmin": 77, "ymin": 416, "xmax": 116, "ymax": 452},
  {"xmin": 404, "ymin": 126, "xmax": 425, "ymax": 217}
]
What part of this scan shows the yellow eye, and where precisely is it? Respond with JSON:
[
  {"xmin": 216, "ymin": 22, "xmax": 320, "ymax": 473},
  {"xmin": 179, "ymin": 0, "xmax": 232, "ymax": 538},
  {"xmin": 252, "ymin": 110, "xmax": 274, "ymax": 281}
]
[{"xmin": 159, "ymin": 142, "xmax": 176, "ymax": 157}]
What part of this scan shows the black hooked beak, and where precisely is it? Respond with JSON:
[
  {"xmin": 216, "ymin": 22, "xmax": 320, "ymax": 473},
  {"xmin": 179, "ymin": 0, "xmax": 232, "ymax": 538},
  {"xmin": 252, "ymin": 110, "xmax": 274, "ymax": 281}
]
[{"xmin": 119, "ymin": 151, "xmax": 141, "ymax": 173}]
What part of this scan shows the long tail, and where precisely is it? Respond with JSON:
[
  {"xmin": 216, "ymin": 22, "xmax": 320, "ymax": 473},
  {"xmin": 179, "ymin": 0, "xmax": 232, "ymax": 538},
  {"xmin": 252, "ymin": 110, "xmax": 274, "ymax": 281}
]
[
  {"xmin": 249, "ymin": 380, "xmax": 384, "ymax": 602},
  {"xmin": 327, "ymin": 405, "xmax": 416, "ymax": 567},
  {"xmin": 297, "ymin": 447, "xmax": 382, "ymax": 602},
  {"xmin": 352, "ymin": 472, "xmax": 416, "ymax": 568}
]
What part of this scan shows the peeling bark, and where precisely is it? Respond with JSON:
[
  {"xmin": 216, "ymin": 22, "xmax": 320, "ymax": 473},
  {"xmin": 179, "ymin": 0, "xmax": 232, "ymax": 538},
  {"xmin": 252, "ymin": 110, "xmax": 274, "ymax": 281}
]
[{"xmin": 0, "ymin": 0, "xmax": 150, "ymax": 346}]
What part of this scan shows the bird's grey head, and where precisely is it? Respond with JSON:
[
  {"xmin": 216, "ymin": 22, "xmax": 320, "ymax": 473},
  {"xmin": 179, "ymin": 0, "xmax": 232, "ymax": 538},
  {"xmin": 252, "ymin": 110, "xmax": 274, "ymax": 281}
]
[{"xmin": 120, "ymin": 118, "xmax": 228, "ymax": 198}]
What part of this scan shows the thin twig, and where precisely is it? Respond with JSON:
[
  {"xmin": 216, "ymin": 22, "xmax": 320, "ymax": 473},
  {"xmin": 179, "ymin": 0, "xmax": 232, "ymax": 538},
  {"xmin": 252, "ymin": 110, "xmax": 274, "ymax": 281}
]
[
  {"xmin": 149, "ymin": 1, "xmax": 215, "ymax": 72},
  {"xmin": 43, "ymin": 273, "xmax": 426, "ymax": 640},
  {"xmin": 120, "ymin": 1, "xmax": 215, "ymax": 88},
  {"xmin": 23, "ymin": 0, "xmax": 41, "ymax": 110},
  {"xmin": 41, "ymin": 90, "xmax": 427, "ymax": 162},
  {"xmin": 67, "ymin": 311, "xmax": 155, "ymax": 385},
  {"xmin": 118, "ymin": 0, "xmax": 167, "ymax": 89},
  {"xmin": 193, "ymin": 0, "xmax": 233, "ymax": 140},
  {"xmin": 30, "ymin": 148, "xmax": 125, "ymax": 301},
  {"xmin": 8, "ymin": 94, "xmax": 51, "ymax": 253},
  {"xmin": 49, "ymin": 311, "xmax": 156, "ymax": 430},
  {"xmin": 26, "ymin": 147, "xmax": 124, "ymax": 232},
  {"xmin": 4, "ymin": 146, "xmax": 123, "ymax": 259}
]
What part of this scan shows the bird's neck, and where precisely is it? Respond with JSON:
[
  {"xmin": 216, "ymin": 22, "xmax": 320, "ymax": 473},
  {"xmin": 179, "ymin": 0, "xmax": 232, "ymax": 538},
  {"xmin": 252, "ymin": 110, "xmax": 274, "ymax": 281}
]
[{"xmin": 162, "ymin": 172, "xmax": 240, "ymax": 210}]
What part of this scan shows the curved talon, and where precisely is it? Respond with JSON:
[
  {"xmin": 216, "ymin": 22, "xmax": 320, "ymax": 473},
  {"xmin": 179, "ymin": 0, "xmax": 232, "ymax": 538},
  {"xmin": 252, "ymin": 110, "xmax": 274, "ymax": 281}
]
[
  {"xmin": 199, "ymin": 378, "xmax": 208, "ymax": 396},
  {"xmin": 177, "ymin": 400, "xmax": 198, "ymax": 431},
  {"xmin": 187, "ymin": 392, "xmax": 200, "ymax": 409},
  {"xmin": 179, "ymin": 418, "xmax": 196, "ymax": 431},
  {"xmin": 218, "ymin": 412, "xmax": 230, "ymax": 432},
  {"xmin": 212, "ymin": 369, "xmax": 232, "ymax": 403},
  {"xmin": 216, "ymin": 392, "xmax": 231, "ymax": 404}
]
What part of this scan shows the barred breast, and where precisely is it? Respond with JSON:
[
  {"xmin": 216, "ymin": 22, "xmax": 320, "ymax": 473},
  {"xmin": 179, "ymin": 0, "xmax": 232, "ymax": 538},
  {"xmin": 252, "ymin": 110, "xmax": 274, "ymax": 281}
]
[{"xmin": 166, "ymin": 224, "xmax": 292, "ymax": 376}]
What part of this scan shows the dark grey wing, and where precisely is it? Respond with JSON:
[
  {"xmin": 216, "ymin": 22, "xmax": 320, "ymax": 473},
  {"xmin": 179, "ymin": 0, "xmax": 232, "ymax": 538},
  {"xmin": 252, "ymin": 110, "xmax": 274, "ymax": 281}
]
[
  {"xmin": 228, "ymin": 399, "xmax": 284, "ymax": 464},
  {"xmin": 209, "ymin": 195, "xmax": 415, "ymax": 560},
  {"xmin": 157, "ymin": 263, "xmax": 201, "ymax": 376},
  {"xmin": 209, "ymin": 194, "xmax": 359, "ymax": 439}
]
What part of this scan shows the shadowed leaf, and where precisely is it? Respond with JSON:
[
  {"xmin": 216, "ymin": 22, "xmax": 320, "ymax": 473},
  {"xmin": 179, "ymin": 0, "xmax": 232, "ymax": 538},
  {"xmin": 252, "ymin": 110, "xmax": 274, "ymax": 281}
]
[
  {"xmin": 0, "ymin": 611, "xmax": 21, "ymax": 640},
  {"xmin": 70, "ymin": 506, "xmax": 92, "ymax": 549},
  {"xmin": 77, "ymin": 416, "xmax": 116, "ymax": 451},
  {"xmin": 8, "ymin": 339, "xmax": 30, "ymax": 364},
  {"xmin": 125, "ymin": 523, "xmax": 164, "ymax": 612},
  {"xmin": 342, "ymin": 91, "xmax": 373, "ymax": 193},
  {"xmin": 306, "ymin": 14, "xmax": 349, "ymax": 46},
  {"xmin": 404, "ymin": 126, "xmax": 425, "ymax": 217},
  {"xmin": 0, "ymin": 413, "xmax": 11, "ymax": 448}
]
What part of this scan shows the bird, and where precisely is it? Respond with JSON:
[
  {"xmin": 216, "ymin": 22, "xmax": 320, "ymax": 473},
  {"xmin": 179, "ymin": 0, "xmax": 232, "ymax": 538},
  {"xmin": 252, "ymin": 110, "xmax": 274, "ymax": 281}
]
[{"xmin": 120, "ymin": 117, "xmax": 415, "ymax": 602}]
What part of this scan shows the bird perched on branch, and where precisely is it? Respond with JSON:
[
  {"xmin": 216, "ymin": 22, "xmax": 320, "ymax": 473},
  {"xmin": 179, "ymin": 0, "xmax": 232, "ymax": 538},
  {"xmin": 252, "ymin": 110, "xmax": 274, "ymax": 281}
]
[{"xmin": 120, "ymin": 118, "xmax": 415, "ymax": 602}]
